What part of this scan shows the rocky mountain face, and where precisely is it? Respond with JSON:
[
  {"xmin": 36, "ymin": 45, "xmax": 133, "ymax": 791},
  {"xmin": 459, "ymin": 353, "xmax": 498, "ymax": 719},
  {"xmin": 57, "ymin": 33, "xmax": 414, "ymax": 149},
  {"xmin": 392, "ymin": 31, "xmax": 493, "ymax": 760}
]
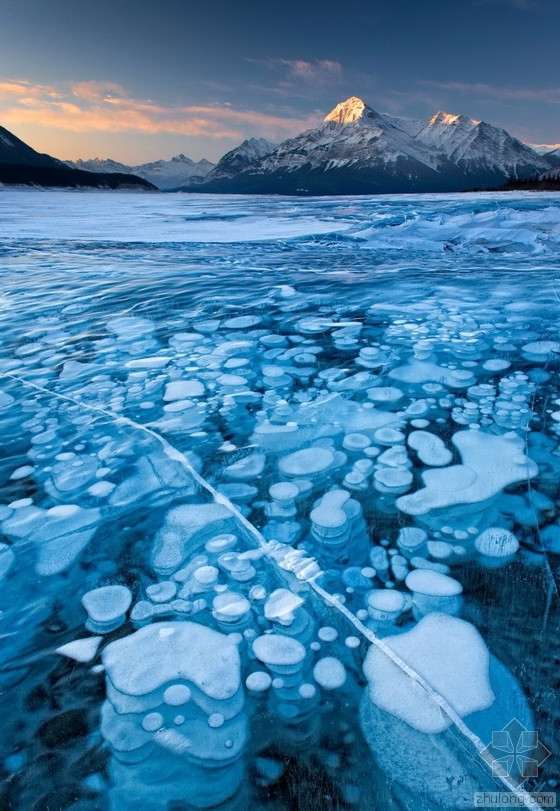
[{"xmin": 0, "ymin": 125, "xmax": 62, "ymax": 168}]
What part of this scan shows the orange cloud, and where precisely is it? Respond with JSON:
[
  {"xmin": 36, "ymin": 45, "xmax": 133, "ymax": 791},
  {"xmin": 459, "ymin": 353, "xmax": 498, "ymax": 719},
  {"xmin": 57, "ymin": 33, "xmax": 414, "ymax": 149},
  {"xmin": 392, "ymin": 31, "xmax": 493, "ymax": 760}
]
[{"xmin": 0, "ymin": 77, "xmax": 318, "ymax": 141}]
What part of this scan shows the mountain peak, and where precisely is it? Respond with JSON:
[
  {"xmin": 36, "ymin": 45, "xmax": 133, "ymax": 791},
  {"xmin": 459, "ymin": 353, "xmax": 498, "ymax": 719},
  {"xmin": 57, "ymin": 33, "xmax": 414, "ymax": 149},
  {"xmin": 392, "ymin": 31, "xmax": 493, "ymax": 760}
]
[
  {"xmin": 429, "ymin": 111, "xmax": 480, "ymax": 127},
  {"xmin": 323, "ymin": 96, "xmax": 378, "ymax": 125}
]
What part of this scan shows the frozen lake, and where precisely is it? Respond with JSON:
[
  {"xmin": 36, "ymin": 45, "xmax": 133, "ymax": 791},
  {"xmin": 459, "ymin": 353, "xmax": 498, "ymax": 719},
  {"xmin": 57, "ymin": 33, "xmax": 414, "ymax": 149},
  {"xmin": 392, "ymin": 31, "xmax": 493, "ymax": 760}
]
[{"xmin": 0, "ymin": 189, "xmax": 559, "ymax": 810}]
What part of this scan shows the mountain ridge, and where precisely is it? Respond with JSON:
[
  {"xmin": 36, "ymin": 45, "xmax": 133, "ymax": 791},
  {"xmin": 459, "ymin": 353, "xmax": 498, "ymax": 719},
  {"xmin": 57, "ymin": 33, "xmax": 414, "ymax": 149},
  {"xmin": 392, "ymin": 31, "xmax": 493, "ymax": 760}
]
[
  {"xmin": 182, "ymin": 97, "xmax": 553, "ymax": 196},
  {"xmin": 0, "ymin": 124, "xmax": 155, "ymax": 190}
]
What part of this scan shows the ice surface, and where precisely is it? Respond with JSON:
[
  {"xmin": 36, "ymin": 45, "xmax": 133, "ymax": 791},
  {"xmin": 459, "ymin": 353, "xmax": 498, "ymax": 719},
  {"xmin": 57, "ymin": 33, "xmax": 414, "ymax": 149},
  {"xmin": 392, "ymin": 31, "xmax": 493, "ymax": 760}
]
[{"xmin": 0, "ymin": 191, "xmax": 557, "ymax": 809}]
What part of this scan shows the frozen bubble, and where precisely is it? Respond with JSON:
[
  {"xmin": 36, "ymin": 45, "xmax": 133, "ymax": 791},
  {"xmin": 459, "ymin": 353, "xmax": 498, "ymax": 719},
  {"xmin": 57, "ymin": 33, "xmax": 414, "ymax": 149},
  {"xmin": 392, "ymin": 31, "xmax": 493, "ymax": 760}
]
[
  {"xmin": 205, "ymin": 534, "xmax": 238, "ymax": 554},
  {"xmin": 225, "ymin": 453, "xmax": 265, "ymax": 480},
  {"xmin": 192, "ymin": 319, "xmax": 221, "ymax": 333},
  {"xmin": 88, "ymin": 480, "xmax": 116, "ymax": 498},
  {"xmin": 279, "ymin": 447, "xmax": 334, "ymax": 478},
  {"xmin": 223, "ymin": 315, "xmax": 262, "ymax": 329},
  {"xmin": 313, "ymin": 657, "xmax": 347, "ymax": 690},
  {"xmin": 50, "ymin": 455, "xmax": 98, "ymax": 493},
  {"xmin": 163, "ymin": 685, "xmax": 192, "ymax": 706},
  {"xmin": 410, "ymin": 557, "xmax": 450, "ymax": 574},
  {"xmin": 269, "ymin": 482, "xmax": 300, "ymax": 502},
  {"xmin": 318, "ymin": 626, "xmax": 338, "ymax": 642},
  {"xmin": 125, "ymin": 357, "xmax": 171, "ymax": 370},
  {"xmin": 142, "ymin": 712, "xmax": 164, "ymax": 732},
  {"xmin": 82, "ymin": 585, "xmax": 132, "ymax": 627},
  {"xmin": 30, "ymin": 429, "xmax": 57, "ymax": 446},
  {"xmin": 367, "ymin": 387, "xmax": 403, "ymax": 404},
  {"xmin": 107, "ymin": 316, "xmax": 154, "ymax": 340},
  {"xmin": 223, "ymin": 357, "xmax": 250, "ymax": 369},
  {"xmin": 405, "ymin": 569, "xmax": 462, "ymax": 597},
  {"xmin": 426, "ymin": 540, "xmax": 454, "ymax": 560},
  {"xmin": 299, "ymin": 683, "xmax": 317, "ymax": 699},
  {"xmin": 363, "ymin": 613, "xmax": 495, "ymax": 734},
  {"xmin": 246, "ymin": 671, "xmax": 272, "ymax": 692},
  {"xmin": 262, "ymin": 365, "xmax": 286, "ymax": 378},
  {"xmin": 56, "ymin": 636, "xmax": 103, "ymax": 663},
  {"xmin": 130, "ymin": 600, "xmax": 155, "ymax": 624},
  {"xmin": 310, "ymin": 505, "xmax": 347, "ymax": 533},
  {"xmin": 253, "ymin": 634, "xmax": 306, "ymax": 667},
  {"xmin": 345, "ymin": 636, "xmax": 361, "ymax": 649},
  {"xmin": 374, "ymin": 467, "xmax": 413, "ymax": 493},
  {"xmin": 407, "ymin": 431, "xmax": 452, "ymax": 467},
  {"xmin": 9, "ymin": 465, "xmax": 34, "ymax": 480},
  {"xmin": 397, "ymin": 429, "xmax": 538, "ymax": 516},
  {"xmin": 374, "ymin": 428, "xmax": 405, "ymax": 446},
  {"xmin": 163, "ymin": 400, "xmax": 197, "ymax": 413},
  {"xmin": 397, "ymin": 527, "xmax": 427, "ymax": 555},
  {"xmin": 208, "ymin": 713, "xmax": 225, "ymax": 728},
  {"xmin": 217, "ymin": 373, "xmax": 248, "ymax": 387},
  {"xmin": 368, "ymin": 589, "xmax": 406, "ymax": 613},
  {"xmin": 193, "ymin": 565, "xmax": 220, "ymax": 586},
  {"xmin": 47, "ymin": 504, "xmax": 80, "ymax": 518},
  {"xmin": 410, "ymin": 419, "xmax": 430, "ymax": 429},
  {"xmin": 264, "ymin": 588, "xmax": 304, "ymax": 622},
  {"xmin": 103, "ymin": 622, "xmax": 241, "ymax": 700},
  {"xmin": 146, "ymin": 581, "xmax": 178, "ymax": 603},
  {"xmin": 474, "ymin": 527, "xmax": 519, "ymax": 558},
  {"xmin": 521, "ymin": 341, "xmax": 560, "ymax": 361},
  {"xmin": 342, "ymin": 433, "xmax": 372, "ymax": 452},
  {"xmin": 164, "ymin": 380, "xmax": 204, "ymax": 400},
  {"xmin": 260, "ymin": 334, "xmax": 288, "ymax": 348},
  {"xmin": 213, "ymin": 592, "xmax": 251, "ymax": 621}
]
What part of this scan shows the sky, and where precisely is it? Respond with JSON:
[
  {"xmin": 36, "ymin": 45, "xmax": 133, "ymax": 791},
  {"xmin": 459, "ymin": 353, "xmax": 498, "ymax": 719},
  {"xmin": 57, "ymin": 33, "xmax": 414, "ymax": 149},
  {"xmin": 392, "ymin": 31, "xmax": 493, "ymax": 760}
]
[{"xmin": 0, "ymin": 0, "xmax": 559, "ymax": 164}]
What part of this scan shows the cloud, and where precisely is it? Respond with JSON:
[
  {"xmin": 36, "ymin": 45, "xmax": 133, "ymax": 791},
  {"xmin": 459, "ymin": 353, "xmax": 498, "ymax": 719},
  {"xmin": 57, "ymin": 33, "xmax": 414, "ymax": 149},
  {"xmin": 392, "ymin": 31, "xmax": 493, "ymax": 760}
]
[
  {"xmin": 420, "ymin": 80, "xmax": 560, "ymax": 104},
  {"xmin": 248, "ymin": 58, "xmax": 343, "ymax": 85},
  {"xmin": 0, "ymin": 77, "xmax": 317, "ymax": 142}
]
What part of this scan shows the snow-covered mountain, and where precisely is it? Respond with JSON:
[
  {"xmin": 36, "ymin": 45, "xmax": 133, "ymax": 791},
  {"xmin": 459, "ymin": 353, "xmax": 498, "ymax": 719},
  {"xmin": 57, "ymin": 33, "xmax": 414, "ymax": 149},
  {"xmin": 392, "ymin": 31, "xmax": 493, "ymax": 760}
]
[
  {"xmin": 528, "ymin": 144, "xmax": 560, "ymax": 166},
  {"xmin": 201, "ymin": 138, "xmax": 277, "ymax": 183},
  {"xmin": 66, "ymin": 154, "xmax": 215, "ymax": 190},
  {"xmin": 191, "ymin": 97, "xmax": 552, "ymax": 196}
]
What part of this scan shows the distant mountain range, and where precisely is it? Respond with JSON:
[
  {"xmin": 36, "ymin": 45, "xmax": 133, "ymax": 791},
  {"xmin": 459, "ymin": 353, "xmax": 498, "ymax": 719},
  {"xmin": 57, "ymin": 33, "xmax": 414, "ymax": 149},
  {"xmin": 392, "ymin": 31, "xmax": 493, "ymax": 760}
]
[
  {"xmin": 1, "ymin": 96, "xmax": 558, "ymax": 194},
  {"xmin": 64, "ymin": 154, "xmax": 215, "ymax": 190},
  {"xmin": 0, "ymin": 125, "xmax": 155, "ymax": 190},
  {"xmin": 529, "ymin": 143, "xmax": 560, "ymax": 165}
]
